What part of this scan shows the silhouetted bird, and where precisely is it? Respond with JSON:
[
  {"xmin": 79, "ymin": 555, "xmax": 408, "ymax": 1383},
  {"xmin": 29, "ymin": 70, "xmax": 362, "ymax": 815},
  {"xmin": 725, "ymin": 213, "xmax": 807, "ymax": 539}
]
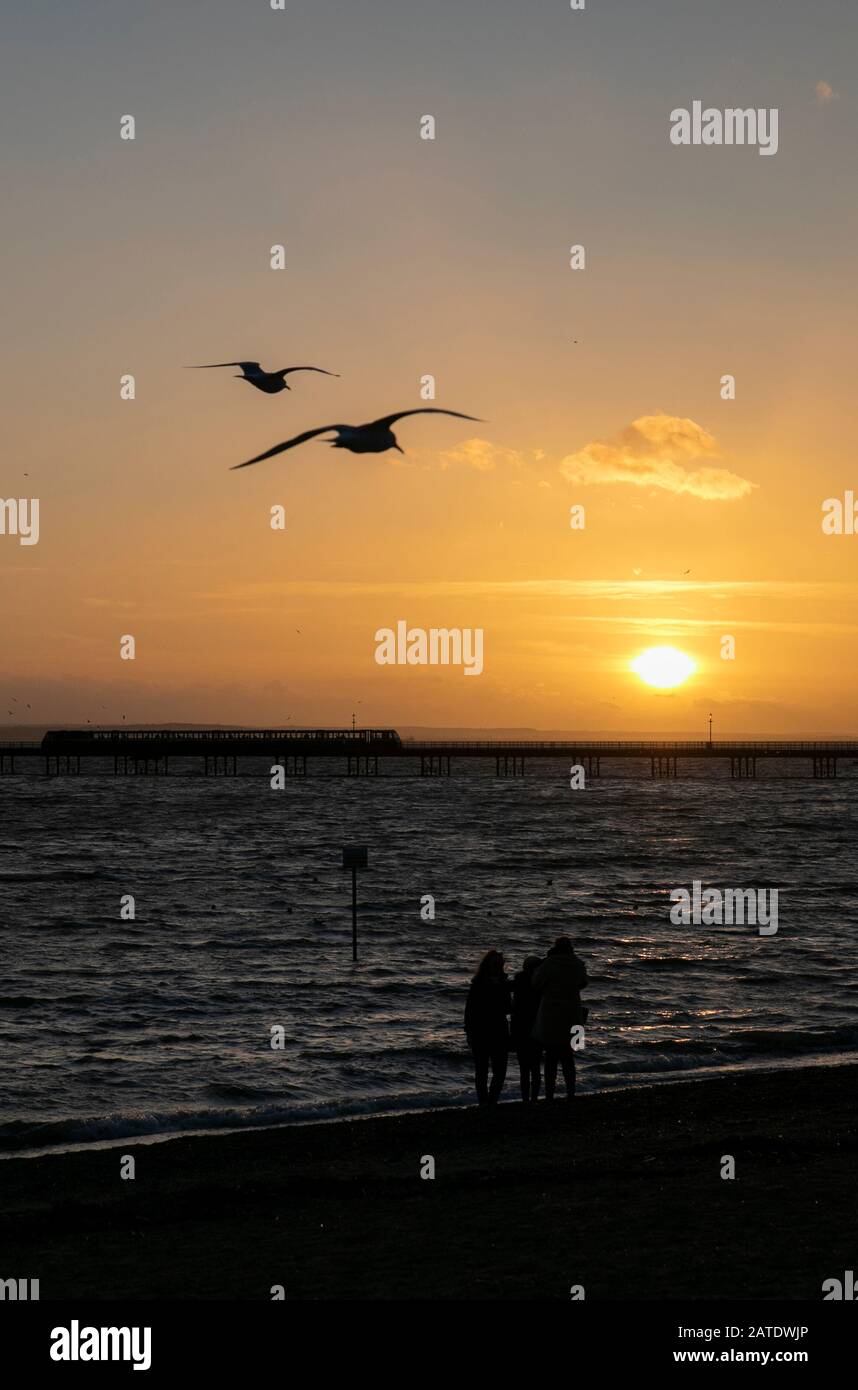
[
  {"xmin": 186, "ymin": 361, "xmax": 339, "ymax": 395},
  {"xmin": 232, "ymin": 408, "xmax": 482, "ymax": 470}
]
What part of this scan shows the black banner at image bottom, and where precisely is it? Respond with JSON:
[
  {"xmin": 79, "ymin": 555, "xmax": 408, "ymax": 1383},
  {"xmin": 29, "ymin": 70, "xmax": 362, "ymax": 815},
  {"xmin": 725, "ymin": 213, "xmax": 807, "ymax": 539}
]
[{"xmin": 0, "ymin": 1299, "xmax": 851, "ymax": 1375}]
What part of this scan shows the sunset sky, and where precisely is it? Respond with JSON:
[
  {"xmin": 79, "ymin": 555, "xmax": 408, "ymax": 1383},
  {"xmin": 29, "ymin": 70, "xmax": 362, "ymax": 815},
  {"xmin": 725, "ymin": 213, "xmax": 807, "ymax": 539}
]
[{"xmin": 2, "ymin": 0, "xmax": 857, "ymax": 734}]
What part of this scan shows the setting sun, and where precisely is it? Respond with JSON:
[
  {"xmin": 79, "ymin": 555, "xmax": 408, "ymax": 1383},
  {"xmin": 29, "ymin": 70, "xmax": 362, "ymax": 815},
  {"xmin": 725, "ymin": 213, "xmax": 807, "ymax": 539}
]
[{"xmin": 630, "ymin": 646, "xmax": 697, "ymax": 690}]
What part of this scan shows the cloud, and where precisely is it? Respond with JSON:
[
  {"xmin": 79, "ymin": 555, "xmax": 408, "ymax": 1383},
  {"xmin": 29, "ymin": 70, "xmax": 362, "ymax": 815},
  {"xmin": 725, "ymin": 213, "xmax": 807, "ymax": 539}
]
[
  {"xmin": 417, "ymin": 439, "xmax": 545, "ymax": 472},
  {"xmin": 559, "ymin": 413, "xmax": 756, "ymax": 500},
  {"xmin": 441, "ymin": 438, "xmax": 505, "ymax": 471},
  {"xmin": 815, "ymin": 80, "xmax": 839, "ymax": 105},
  {"xmin": 194, "ymin": 578, "xmax": 858, "ymax": 603}
]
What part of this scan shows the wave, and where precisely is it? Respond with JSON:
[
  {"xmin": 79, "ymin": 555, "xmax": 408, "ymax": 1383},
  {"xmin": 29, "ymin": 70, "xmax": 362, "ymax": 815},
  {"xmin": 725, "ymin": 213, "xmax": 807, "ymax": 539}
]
[
  {"xmin": 724, "ymin": 1024, "xmax": 858, "ymax": 1055},
  {"xmin": 635, "ymin": 956, "xmax": 712, "ymax": 970},
  {"xmin": 0, "ymin": 870, "xmax": 106, "ymax": 883},
  {"xmin": 306, "ymin": 1041, "xmax": 464, "ymax": 1065},
  {"xmin": 0, "ymin": 1089, "xmax": 473, "ymax": 1156},
  {"xmin": 6, "ymin": 1048, "xmax": 858, "ymax": 1158},
  {"xmin": 613, "ymin": 1023, "xmax": 858, "ymax": 1068}
]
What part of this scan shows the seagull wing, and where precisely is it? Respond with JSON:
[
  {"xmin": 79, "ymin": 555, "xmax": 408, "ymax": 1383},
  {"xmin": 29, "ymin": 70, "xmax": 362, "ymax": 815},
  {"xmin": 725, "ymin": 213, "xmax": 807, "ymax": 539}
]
[
  {"xmin": 231, "ymin": 425, "xmax": 347, "ymax": 470},
  {"xmin": 369, "ymin": 407, "xmax": 484, "ymax": 429},
  {"xmin": 280, "ymin": 366, "xmax": 340, "ymax": 377},
  {"xmin": 187, "ymin": 361, "xmax": 262, "ymax": 373}
]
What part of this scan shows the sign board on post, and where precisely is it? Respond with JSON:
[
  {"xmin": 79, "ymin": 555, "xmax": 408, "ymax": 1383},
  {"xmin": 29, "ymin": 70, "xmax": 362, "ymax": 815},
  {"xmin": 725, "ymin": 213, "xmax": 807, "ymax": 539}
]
[{"xmin": 342, "ymin": 846, "xmax": 368, "ymax": 959}]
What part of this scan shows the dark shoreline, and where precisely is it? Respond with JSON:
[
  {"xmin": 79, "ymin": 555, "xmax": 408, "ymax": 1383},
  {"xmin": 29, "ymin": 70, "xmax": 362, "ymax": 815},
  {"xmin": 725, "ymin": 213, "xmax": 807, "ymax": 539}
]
[{"xmin": 1, "ymin": 1063, "xmax": 855, "ymax": 1299}]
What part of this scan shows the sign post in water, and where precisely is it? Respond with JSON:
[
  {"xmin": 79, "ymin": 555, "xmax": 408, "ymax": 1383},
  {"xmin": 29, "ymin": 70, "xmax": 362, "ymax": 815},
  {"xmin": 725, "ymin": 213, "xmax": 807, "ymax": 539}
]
[{"xmin": 342, "ymin": 845, "xmax": 368, "ymax": 960}]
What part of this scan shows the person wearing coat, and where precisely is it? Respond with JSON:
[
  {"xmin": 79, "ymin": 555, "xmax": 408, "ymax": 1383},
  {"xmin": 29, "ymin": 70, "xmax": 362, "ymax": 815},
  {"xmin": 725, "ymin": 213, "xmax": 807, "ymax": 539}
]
[
  {"xmin": 510, "ymin": 955, "xmax": 544, "ymax": 1103},
  {"xmin": 531, "ymin": 936, "xmax": 588, "ymax": 1101},
  {"xmin": 464, "ymin": 949, "xmax": 512, "ymax": 1105}
]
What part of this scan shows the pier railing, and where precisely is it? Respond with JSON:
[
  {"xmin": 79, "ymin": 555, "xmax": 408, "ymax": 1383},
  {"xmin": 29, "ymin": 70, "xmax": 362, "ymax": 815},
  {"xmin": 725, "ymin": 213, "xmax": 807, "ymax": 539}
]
[{"xmin": 401, "ymin": 739, "xmax": 858, "ymax": 752}]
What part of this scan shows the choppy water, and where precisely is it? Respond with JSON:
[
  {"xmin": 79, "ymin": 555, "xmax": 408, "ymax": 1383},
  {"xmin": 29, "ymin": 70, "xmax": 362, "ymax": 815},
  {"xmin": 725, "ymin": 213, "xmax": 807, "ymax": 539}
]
[{"xmin": 1, "ymin": 757, "xmax": 857, "ymax": 1153}]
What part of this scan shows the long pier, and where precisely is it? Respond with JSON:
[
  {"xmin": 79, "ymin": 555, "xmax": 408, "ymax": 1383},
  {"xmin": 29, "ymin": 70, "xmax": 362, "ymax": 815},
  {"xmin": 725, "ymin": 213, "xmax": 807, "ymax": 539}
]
[{"xmin": 0, "ymin": 730, "xmax": 855, "ymax": 779}]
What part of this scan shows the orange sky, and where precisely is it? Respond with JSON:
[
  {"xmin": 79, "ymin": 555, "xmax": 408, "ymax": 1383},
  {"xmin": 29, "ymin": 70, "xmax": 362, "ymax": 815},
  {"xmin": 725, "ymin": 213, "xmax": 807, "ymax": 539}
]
[{"xmin": 2, "ymin": 1, "xmax": 856, "ymax": 735}]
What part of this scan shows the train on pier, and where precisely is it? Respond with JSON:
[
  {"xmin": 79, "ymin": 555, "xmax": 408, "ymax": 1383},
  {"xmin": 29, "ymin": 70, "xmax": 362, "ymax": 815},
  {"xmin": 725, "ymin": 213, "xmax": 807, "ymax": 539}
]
[{"xmin": 40, "ymin": 728, "xmax": 403, "ymax": 750}]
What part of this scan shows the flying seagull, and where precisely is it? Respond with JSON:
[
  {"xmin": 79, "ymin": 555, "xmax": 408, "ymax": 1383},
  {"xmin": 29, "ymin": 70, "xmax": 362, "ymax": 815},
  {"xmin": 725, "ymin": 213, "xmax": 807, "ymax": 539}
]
[
  {"xmin": 232, "ymin": 408, "xmax": 483, "ymax": 470},
  {"xmin": 186, "ymin": 361, "xmax": 339, "ymax": 395}
]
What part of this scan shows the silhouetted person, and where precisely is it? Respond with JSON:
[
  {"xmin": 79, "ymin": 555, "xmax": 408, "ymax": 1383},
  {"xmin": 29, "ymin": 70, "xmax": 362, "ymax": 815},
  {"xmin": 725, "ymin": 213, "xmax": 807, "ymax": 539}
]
[
  {"xmin": 511, "ymin": 955, "xmax": 543, "ymax": 1103},
  {"xmin": 465, "ymin": 949, "xmax": 511, "ymax": 1105},
  {"xmin": 532, "ymin": 937, "xmax": 588, "ymax": 1102}
]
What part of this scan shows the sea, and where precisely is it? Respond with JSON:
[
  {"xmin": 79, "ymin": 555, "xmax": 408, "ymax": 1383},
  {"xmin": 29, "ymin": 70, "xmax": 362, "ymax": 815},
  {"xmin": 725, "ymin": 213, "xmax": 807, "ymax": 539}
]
[{"xmin": 2, "ymin": 757, "xmax": 857, "ymax": 1155}]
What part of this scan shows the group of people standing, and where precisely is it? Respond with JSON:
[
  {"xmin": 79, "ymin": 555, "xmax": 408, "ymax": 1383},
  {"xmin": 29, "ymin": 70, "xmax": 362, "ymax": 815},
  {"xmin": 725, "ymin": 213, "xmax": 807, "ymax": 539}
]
[{"xmin": 464, "ymin": 937, "xmax": 589, "ymax": 1105}]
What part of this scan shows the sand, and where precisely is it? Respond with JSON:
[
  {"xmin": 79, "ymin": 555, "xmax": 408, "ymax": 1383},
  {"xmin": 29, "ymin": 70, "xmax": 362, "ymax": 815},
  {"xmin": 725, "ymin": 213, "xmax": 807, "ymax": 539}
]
[{"xmin": 1, "ymin": 1063, "xmax": 855, "ymax": 1299}]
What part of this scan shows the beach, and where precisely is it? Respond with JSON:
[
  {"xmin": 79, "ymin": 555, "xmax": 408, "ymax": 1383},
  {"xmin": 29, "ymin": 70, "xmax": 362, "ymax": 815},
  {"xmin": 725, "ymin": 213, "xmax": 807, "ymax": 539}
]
[{"xmin": 2, "ymin": 1062, "xmax": 854, "ymax": 1300}]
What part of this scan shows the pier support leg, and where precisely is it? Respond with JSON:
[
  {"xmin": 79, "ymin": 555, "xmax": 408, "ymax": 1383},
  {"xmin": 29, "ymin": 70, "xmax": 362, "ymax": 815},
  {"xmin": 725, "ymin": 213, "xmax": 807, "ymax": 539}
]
[
  {"xmin": 731, "ymin": 755, "xmax": 756, "ymax": 779},
  {"xmin": 420, "ymin": 754, "xmax": 450, "ymax": 777},
  {"xmin": 651, "ymin": 756, "xmax": 676, "ymax": 779},
  {"xmin": 348, "ymin": 755, "xmax": 378, "ymax": 776},
  {"xmin": 279, "ymin": 754, "xmax": 307, "ymax": 776},
  {"xmin": 496, "ymin": 755, "xmax": 524, "ymax": 777},
  {"xmin": 44, "ymin": 754, "xmax": 81, "ymax": 776}
]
